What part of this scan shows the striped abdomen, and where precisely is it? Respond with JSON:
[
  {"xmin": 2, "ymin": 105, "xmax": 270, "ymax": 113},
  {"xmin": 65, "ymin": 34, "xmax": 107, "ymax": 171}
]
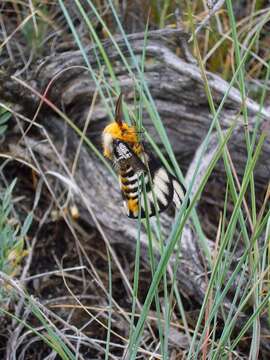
[
  {"xmin": 114, "ymin": 140, "xmax": 187, "ymax": 219},
  {"xmin": 119, "ymin": 164, "xmax": 186, "ymax": 219},
  {"xmin": 119, "ymin": 166, "xmax": 141, "ymax": 218}
]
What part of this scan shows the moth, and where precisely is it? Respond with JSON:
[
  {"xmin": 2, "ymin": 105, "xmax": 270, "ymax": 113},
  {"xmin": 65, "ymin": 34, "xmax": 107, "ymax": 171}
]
[{"xmin": 102, "ymin": 94, "xmax": 188, "ymax": 218}]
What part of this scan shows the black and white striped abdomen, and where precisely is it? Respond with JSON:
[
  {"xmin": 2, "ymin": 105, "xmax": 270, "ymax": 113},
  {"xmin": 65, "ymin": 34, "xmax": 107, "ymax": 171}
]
[
  {"xmin": 119, "ymin": 166, "xmax": 141, "ymax": 218},
  {"xmin": 113, "ymin": 140, "xmax": 188, "ymax": 219},
  {"xmin": 119, "ymin": 165, "xmax": 187, "ymax": 219}
]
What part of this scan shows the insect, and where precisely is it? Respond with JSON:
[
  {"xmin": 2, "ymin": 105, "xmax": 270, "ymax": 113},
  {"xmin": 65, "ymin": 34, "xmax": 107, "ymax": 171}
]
[{"xmin": 102, "ymin": 94, "xmax": 188, "ymax": 218}]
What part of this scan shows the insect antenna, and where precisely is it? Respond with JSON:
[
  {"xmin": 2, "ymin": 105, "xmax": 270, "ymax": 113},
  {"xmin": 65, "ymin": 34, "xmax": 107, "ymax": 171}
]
[{"xmin": 115, "ymin": 93, "xmax": 123, "ymax": 127}]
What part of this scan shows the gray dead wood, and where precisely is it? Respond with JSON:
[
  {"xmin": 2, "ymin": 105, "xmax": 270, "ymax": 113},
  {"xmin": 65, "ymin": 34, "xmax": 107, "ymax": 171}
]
[{"xmin": 1, "ymin": 29, "xmax": 270, "ymax": 352}]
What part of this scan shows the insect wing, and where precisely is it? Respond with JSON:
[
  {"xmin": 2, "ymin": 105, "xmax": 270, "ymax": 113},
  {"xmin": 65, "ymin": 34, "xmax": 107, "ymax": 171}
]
[
  {"xmin": 136, "ymin": 153, "xmax": 187, "ymax": 218},
  {"xmin": 142, "ymin": 169, "xmax": 187, "ymax": 217},
  {"xmin": 113, "ymin": 140, "xmax": 146, "ymax": 174},
  {"xmin": 141, "ymin": 164, "xmax": 174, "ymax": 217},
  {"xmin": 172, "ymin": 178, "xmax": 187, "ymax": 209},
  {"xmin": 113, "ymin": 141, "xmax": 187, "ymax": 218}
]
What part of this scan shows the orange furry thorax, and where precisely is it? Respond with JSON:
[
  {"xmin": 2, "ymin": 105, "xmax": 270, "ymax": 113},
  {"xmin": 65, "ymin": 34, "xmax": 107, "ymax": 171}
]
[
  {"xmin": 102, "ymin": 121, "xmax": 142, "ymax": 158},
  {"xmin": 103, "ymin": 122, "xmax": 138, "ymax": 143}
]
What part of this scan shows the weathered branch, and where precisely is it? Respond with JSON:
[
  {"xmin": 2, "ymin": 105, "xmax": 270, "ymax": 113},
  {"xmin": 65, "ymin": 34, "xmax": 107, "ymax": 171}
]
[{"xmin": 2, "ymin": 28, "xmax": 270, "ymax": 352}]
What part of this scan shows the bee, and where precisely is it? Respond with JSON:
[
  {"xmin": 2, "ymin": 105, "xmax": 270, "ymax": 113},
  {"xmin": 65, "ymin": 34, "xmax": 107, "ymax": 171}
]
[{"xmin": 102, "ymin": 94, "xmax": 187, "ymax": 218}]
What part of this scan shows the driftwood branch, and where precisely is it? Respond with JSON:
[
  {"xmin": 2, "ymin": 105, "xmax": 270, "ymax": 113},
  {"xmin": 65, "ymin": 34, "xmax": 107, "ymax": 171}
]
[{"xmin": 1, "ymin": 29, "xmax": 270, "ymax": 351}]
